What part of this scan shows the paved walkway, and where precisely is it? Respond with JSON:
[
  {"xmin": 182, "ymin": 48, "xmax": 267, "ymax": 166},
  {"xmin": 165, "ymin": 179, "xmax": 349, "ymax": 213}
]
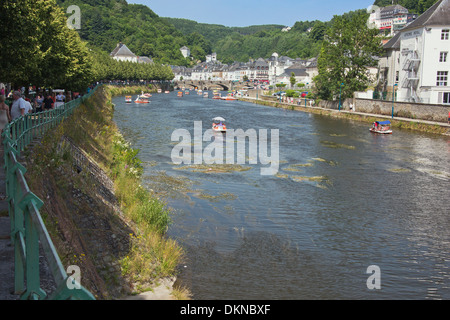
[{"xmin": 0, "ymin": 142, "xmax": 19, "ymax": 300}]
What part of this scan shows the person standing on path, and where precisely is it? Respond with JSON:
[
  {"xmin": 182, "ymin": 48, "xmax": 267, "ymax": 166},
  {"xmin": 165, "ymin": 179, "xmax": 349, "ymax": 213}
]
[
  {"xmin": 0, "ymin": 95, "xmax": 11, "ymax": 132},
  {"xmin": 43, "ymin": 94, "xmax": 54, "ymax": 110},
  {"xmin": 10, "ymin": 91, "xmax": 28, "ymax": 120}
]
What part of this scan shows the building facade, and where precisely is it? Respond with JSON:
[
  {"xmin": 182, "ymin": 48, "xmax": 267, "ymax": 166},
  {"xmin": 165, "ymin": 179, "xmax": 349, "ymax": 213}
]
[
  {"xmin": 396, "ymin": 0, "xmax": 450, "ymax": 104},
  {"xmin": 110, "ymin": 43, "xmax": 153, "ymax": 64},
  {"xmin": 171, "ymin": 52, "xmax": 318, "ymax": 87},
  {"xmin": 180, "ymin": 46, "xmax": 190, "ymax": 58},
  {"xmin": 370, "ymin": 4, "xmax": 417, "ymax": 35}
]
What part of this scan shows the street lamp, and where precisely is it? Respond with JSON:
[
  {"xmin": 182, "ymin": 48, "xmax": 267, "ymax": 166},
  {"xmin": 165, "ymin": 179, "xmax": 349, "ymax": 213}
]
[
  {"xmin": 339, "ymin": 82, "xmax": 344, "ymax": 111},
  {"xmin": 392, "ymin": 83, "xmax": 398, "ymax": 119}
]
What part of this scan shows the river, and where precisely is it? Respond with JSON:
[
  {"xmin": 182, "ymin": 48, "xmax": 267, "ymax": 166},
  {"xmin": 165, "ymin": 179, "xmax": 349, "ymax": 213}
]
[{"xmin": 112, "ymin": 91, "xmax": 450, "ymax": 300}]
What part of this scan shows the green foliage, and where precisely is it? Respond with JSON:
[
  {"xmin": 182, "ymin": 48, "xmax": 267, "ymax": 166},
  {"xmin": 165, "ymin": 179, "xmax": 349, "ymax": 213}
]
[
  {"xmin": 309, "ymin": 21, "xmax": 328, "ymax": 41},
  {"xmin": 165, "ymin": 17, "xmax": 321, "ymax": 62},
  {"xmin": 285, "ymin": 90, "xmax": 300, "ymax": 98},
  {"xmin": 91, "ymin": 49, "xmax": 174, "ymax": 82},
  {"xmin": 0, "ymin": 0, "xmax": 94, "ymax": 91},
  {"xmin": 56, "ymin": 0, "xmax": 190, "ymax": 66},
  {"xmin": 290, "ymin": 73, "xmax": 296, "ymax": 87},
  {"xmin": 111, "ymin": 132, "xmax": 143, "ymax": 179},
  {"xmin": 186, "ymin": 32, "xmax": 212, "ymax": 62},
  {"xmin": 373, "ymin": 0, "xmax": 440, "ymax": 14},
  {"xmin": 314, "ymin": 10, "xmax": 382, "ymax": 101}
]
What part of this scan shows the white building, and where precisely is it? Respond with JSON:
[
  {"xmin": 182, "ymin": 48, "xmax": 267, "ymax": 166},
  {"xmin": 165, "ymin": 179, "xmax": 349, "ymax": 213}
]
[
  {"xmin": 369, "ymin": 4, "xmax": 417, "ymax": 35},
  {"xmin": 267, "ymin": 53, "xmax": 298, "ymax": 85},
  {"xmin": 110, "ymin": 42, "xmax": 153, "ymax": 64},
  {"xmin": 395, "ymin": 0, "xmax": 450, "ymax": 104},
  {"xmin": 206, "ymin": 53, "xmax": 217, "ymax": 63},
  {"xmin": 180, "ymin": 46, "xmax": 190, "ymax": 58},
  {"xmin": 110, "ymin": 43, "xmax": 138, "ymax": 63},
  {"xmin": 378, "ymin": 32, "xmax": 401, "ymax": 97}
]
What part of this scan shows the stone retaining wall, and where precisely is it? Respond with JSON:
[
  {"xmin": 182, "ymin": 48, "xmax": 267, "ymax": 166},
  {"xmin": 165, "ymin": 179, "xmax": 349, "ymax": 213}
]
[
  {"xmin": 252, "ymin": 93, "xmax": 450, "ymax": 123},
  {"xmin": 321, "ymin": 98, "xmax": 450, "ymax": 123}
]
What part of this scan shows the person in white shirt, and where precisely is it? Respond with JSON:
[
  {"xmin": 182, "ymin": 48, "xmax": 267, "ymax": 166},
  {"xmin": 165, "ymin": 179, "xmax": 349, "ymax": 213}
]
[
  {"xmin": 11, "ymin": 91, "xmax": 28, "ymax": 120},
  {"xmin": 55, "ymin": 92, "xmax": 65, "ymax": 108},
  {"xmin": 24, "ymin": 99, "xmax": 33, "ymax": 114}
]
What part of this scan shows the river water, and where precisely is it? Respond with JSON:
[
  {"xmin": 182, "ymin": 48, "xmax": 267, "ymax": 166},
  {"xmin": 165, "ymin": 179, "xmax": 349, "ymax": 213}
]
[{"xmin": 112, "ymin": 91, "xmax": 450, "ymax": 300}]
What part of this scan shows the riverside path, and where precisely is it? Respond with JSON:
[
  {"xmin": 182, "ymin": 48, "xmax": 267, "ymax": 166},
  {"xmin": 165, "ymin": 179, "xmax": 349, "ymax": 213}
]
[{"xmin": 0, "ymin": 141, "xmax": 19, "ymax": 300}]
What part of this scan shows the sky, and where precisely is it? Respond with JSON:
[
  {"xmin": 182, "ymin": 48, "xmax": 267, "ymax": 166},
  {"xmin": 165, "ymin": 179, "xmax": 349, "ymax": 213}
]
[{"xmin": 128, "ymin": 0, "xmax": 375, "ymax": 27}]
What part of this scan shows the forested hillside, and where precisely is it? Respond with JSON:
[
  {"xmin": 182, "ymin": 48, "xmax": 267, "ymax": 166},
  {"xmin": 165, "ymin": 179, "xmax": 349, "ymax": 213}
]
[
  {"xmin": 54, "ymin": 0, "xmax": 441, "ymax": 67},
  {"xmin": 165, "ymin": 18, "xmax": 325, "ymax": 63},
  {"xmin": 56, "ymin": 0, "xmax": 192, "ymax": 65}
]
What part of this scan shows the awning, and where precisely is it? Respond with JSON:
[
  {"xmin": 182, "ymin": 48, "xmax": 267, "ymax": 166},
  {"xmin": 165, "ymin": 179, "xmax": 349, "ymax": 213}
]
[{"xmin": 376, "ymin": 120, "xmax": 391, "ymax": 125}]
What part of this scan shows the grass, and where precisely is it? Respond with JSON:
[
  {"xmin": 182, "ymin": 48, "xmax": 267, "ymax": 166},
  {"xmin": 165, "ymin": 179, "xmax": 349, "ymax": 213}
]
[
  {"xmin": 24, "ymin": 85, "xmax": 188, "ymax": 299},
  {"xmin": 103, "ymin": 88, "xmax": 187, "ymax": 295}
]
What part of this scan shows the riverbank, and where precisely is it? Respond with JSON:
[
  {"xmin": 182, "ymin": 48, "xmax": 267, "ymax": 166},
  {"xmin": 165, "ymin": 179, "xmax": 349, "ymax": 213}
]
[
  {"xmin": 239, "ymin": 96, "xmax": 450, "ymax": 136},
  {"xmin": 23, "ymin": 85, "xmax": 189, "ymax": 300}
]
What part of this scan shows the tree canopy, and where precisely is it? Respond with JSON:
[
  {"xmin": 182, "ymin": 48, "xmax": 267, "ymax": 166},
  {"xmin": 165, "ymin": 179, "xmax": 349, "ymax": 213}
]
[
  {"xmin": 314, "ymin": 10, "xmax": 382, "ymax": 101},
  {"xmin": 0, "ymin": 0, "xmax": 174, "ymax": 91},
  {"xmin": 0, "ymin": 0, "xmax": 94, "ymax": 91},
  {"xmin": 56, "ymin": 0, "xmax": 191, "ymax": 66}
]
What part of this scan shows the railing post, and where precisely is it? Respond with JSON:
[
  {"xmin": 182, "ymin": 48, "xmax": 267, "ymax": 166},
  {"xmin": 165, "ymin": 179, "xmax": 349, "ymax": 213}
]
[{"xmin": 22, "ymin": 205, "xmax": 46, "ymax": 300}]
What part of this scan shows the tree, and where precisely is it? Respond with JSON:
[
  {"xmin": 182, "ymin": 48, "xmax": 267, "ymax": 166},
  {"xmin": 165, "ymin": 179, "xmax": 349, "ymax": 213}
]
[
  {"xmin": 309, "ymin": 21, "xmax": 327, "ymax": 41},
  {"xmin": 314, "ymin": 10, "xmax": 381, "ymax": 101},
  {"xmin": 0, "ymin": 0, "xmax": 93, "ymax": 91},
  {"xmin": 290, "ymin": 72, "xmax": 296, "ymax": 88},
  {"xmin": 0, "ymin": 0, "xmax": 45, "ymax": 86}
]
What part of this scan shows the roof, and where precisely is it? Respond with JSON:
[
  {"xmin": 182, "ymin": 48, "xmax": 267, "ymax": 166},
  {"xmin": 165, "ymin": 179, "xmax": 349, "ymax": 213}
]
[
  {"xmin": 380, "ymin": 5, "xmax": 408, "ymax": 14},
  {"xmin": 401, "ymin": 0, "xmax": 449, "ymax": 31},
  {"xmin": 383, "ymin": 31, "xmax": 402, "ymax": 50},
  {"xmin": 110, "ymin": 43, "xmax": 137, "ymax": 57},
  {"xmin": 138, "ymin": 56, "xmax": 153, "ymax": 64},
  {"xmin": 280, "ymin": 68, "xmax": 309, "ymax": 77}
]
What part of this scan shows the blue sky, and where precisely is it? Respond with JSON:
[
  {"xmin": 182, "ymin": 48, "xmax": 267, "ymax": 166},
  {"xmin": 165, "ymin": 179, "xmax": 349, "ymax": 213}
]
[{"xmin": 128, "ymin": 0, "xmax": 375, "ymax": 27}]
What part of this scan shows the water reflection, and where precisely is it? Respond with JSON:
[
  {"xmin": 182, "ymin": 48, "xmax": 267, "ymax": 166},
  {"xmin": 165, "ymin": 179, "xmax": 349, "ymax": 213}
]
[{"xmin": 113, "ymin": 92, "xmax": 450, "ymax": 299}]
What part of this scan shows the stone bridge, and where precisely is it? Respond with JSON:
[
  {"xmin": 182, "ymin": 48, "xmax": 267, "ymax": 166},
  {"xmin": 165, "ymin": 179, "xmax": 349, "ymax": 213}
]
[{"xmin": 174, "ymin": 80, "xmax": 236, "ymax": 91}]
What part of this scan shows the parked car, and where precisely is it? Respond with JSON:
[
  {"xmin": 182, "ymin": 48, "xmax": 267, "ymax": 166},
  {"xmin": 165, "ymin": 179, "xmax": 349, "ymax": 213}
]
[{"xmin": 272, "ymin": 91, "xmax": 286, "ymax": 96}]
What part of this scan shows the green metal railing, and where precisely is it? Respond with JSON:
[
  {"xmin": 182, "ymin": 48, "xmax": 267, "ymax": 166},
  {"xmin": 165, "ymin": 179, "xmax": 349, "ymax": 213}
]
[{"xmin": 2, "ymin": 86, "xmax": 99, "ymax": 300}]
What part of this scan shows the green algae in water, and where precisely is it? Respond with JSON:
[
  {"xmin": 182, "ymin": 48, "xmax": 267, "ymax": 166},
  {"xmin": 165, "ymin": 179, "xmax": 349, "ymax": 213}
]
[
  {"xmin": 320, "ymin": 140, "xmax": 355, "ymax": 150},
  {"xmin": 197, "ymin": 192, "xmax": 238, "ymax": 202},
  {"xmin": 275, "ymin": 173, "xmax": 289, "ymax": 179},
  {"xmin": 312, "ymin": 158, "xmax": 338, "ymax": 166},
  {"xmin": 290, "ymin": 162, "xmax": 314, "ymax": 168},
  {"xmin": 143, "ymin": 171, "xmax": 199, "ymax": 199},
  {"xmin": 291, "ymin": 175, "xmax": 333, "ymax": 189},
  {"xmin": 174, "ymin": 164, "xmax": 252, "ymax": 173},
  {"xmin": 282, "ymin": 166, "xmax": 303, "ymax": 172},
  {"xmin": 388, "ymin": 168, "xmax": 411, "ymax": 173},
  {"xmin": 329, "ymin": 133, "xmax": 347, "ymax": 137}
]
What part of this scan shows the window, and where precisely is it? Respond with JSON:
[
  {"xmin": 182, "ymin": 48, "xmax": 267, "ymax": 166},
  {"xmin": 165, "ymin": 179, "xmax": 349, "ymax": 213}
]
[
  {"xmin": 436, "ymin": 71, "xmax": 448, "ymax": 86},
  {"xmin": 439, "ymin": 52, "xmax": 448, "ymax": 62},
  {"xmin": 442, "ymin": 29, "xmax": 449, "ymax": 40},
  {"xmin": 444, "ymin": 92, "xmax": 450, "ymax": 104}
]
